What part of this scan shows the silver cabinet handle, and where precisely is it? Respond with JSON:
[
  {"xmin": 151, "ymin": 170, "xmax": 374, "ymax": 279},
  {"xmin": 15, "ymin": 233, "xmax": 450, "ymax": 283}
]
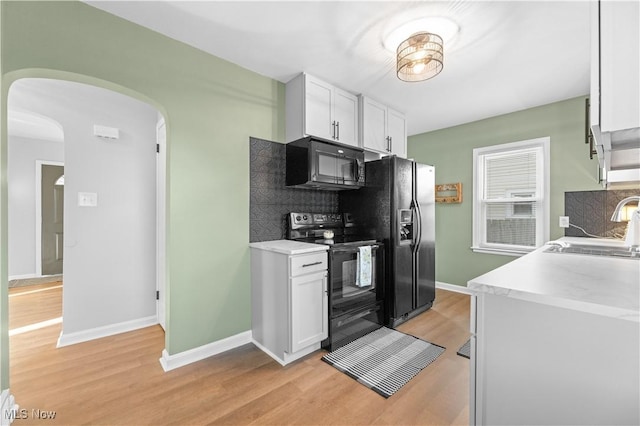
[
  {"xmin": 336, "ymin": 121, "xmax": 340, "ymax": 140},
  {"xmin": 302, "ymin": 261, "xmax": 323, "ymax": 268}
]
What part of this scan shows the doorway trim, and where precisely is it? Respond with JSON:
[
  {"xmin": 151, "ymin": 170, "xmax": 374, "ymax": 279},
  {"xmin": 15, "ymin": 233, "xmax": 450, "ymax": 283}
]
[
  {"xmin": 156, "ymin": 118, "xmax": 167, "ymax": 330},
  {"xmin": 35, "ymin": 160, "xmax": 64, "ymax": 277}
]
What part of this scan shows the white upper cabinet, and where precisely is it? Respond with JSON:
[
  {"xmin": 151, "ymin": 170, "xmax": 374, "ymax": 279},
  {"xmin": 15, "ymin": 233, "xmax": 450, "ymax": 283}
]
[
  {"xmin": 597, "ymin": 1, "xmax": 639, "ymax": 133},
  {"xmin": 304, "ymin": 77, "xmax": 334, "ymax": 140},
  {"xmin": 286, "ymin": 73, "xmax": 359, "ymax": 147},
  {"xmin": 360, "ymin": 96, "xmax": 387, "ymax": 153},
  {"xmin": 590, "ymin": 0, "xmax": 640, "ymax": 185},
  {"xmin": 387, "ymin": 108, "xmax": 407, "ymax": 159},
  {"xmin": 332, "ymin": 87, "xmax": 359, "ymax": 146},
  {"xmin": 359, "ymin": 95, "xmax": 407, "ymax": 158}
]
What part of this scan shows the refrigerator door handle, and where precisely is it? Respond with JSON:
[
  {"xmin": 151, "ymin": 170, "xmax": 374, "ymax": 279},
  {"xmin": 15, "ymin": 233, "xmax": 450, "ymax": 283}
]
[
  {"xmin": 411, "ymin": 205, "xmax": 418, "ymax": 247},
  {"xmin": 410, "ymin": 202, "xmax": 421, "ymax": 251},
  {"xmin": 414, "ymin": 200, "xmax": 423, "ymax": 252}
]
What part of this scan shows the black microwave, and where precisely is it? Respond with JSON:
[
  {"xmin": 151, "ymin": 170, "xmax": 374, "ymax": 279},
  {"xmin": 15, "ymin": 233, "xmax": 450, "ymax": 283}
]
[{"xmin": 286, "ymin": 136, "xmax": 365, "ymax": 190}]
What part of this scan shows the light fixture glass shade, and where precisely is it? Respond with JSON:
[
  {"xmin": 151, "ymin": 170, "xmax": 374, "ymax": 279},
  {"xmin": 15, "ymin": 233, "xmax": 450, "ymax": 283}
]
[{"xmin": 397, "ymin": 32, "xmax": 443, "ymax": 82}]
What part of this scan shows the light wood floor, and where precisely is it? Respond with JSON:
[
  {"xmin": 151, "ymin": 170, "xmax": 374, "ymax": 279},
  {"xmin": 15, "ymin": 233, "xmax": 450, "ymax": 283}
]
[{"xmin": 9, "ymin": 284, "xmax": 471, "ymax": 425}]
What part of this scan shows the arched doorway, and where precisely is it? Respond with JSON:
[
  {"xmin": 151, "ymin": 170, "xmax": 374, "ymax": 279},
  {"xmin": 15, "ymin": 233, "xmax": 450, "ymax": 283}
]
[{"xmin": 7, "ymin": 77, "xmax": 167, "ymax": 347}]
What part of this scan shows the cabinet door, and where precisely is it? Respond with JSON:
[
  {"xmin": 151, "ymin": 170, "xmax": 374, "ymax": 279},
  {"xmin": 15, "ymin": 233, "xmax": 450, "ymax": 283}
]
[
  {"xmin": 600, "ymin": 0, "xmax": 640, "ymax": 132},
  {"xmin": 290, "ymin": 270, "xmax": 328, "ymax": 353},
  {"xmin": 387, "ymin": 108, "xmax": 407, "ymax": 158},
  {"xmin": 333, "ymin": 88, "xmax": 359, "ymax": 147},
  {"xmin": 589, "ymin": 1, "xmax": 600, "ymax": 134},
  {"xmin": 361, "ymin": 97, "xmax": 388, "ymax": 153},
  {"xmin": 305, "ymin": 75, "xmax": 334, "ymax": 140}
]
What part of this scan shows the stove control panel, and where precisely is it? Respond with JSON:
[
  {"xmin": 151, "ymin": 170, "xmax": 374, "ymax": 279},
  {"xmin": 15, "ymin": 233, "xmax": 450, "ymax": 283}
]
[{"xmin": 290, "ymin": 212, "xmax": 343, "ymax": 228}]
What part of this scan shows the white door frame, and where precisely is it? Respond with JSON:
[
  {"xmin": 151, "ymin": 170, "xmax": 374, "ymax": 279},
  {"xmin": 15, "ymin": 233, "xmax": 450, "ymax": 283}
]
[
  {"xmin": 156, "ymin": 118, "xmax": 167, "ymax": 330},
  {"xmin": 35, "ymin": 160, "xmax": 65, "ymax": 277}
]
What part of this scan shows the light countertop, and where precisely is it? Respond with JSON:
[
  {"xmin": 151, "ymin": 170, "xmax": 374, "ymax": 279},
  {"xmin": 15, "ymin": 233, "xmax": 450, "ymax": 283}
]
[
  {"xmin": 249, "ymin": 239, "xmax": 328, "ymax": 255},
  {"xmin": 468, "ymin": 237, "xmax": 640, "ymax": 322}
]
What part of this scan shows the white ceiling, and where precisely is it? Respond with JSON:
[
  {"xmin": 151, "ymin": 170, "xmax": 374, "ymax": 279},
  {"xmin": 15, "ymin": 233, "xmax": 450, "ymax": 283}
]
[
  {"xmin": 7, "ymin": 108, "xmax": 65, "ymax": 143},
  {"xmin": 86, "ymin": 0, "xmax": 591, "ymax": 136}
]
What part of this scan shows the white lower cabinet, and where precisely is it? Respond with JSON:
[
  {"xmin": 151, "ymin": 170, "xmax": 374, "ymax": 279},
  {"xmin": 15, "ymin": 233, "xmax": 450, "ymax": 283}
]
[
  {"xmin": 471, "ymin": 293, "xmax": 639, "ymax": 425},
  {"xmin": 250, "ymin": 244, "xmax": 328, "ymax": 365},
  {"xmin": 290, "ymin": 269, "xmax": 328, "ymax": 353}
]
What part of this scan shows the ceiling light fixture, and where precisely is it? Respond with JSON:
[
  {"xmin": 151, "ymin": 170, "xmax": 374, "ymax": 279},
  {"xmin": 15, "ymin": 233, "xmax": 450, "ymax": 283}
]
[
  {"xmin": 384, "ymin": 17, "xmax": 458, "ymax": 82},
  {"xmin": 397, "ymin": 32, "xmax": 444, "ymax": 82}
]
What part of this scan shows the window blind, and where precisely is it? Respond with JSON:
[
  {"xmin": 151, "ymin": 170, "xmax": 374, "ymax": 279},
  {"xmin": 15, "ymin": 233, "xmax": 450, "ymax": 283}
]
[
  {"xmin": 481, "ymin": 147, "xmax": 541, "ymax": 248},
  {"xmin": 484, "ymin": 149, "xmax": 538, "ymax": 199}
]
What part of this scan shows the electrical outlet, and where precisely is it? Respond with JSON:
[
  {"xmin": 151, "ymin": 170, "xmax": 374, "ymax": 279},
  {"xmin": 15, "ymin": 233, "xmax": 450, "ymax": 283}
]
[{"xmin": 559, "ymin": 216, "xmax": 570, "ymax": 228}]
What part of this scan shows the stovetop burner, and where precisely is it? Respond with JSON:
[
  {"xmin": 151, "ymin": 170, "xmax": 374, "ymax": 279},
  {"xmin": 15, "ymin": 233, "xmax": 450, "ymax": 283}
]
[{"xmin": 287, "ymin": 212, "xmax": 378, "ymax": 248}]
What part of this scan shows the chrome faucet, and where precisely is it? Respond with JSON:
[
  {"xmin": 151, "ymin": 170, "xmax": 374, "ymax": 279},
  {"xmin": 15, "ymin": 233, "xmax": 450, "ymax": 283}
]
[
  {"xmin": 611, "ymin": 196, "xmax": 640, "ymax": 247},
  {"xmin": 611, "ymin": 196, "xmax": 640, "ymax": 221}
]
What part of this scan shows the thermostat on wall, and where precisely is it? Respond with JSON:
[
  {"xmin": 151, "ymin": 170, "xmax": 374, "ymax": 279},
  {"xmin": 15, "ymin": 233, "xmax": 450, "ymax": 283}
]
[{"xmin": 93, "ymin": 125, "xmax": 119, "ymax": 139}]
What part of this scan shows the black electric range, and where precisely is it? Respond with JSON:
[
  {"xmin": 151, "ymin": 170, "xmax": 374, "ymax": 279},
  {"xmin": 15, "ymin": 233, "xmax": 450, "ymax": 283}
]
[{"xmin": 287, "ymin": 212, "xmax": 385, "ymax": 351}]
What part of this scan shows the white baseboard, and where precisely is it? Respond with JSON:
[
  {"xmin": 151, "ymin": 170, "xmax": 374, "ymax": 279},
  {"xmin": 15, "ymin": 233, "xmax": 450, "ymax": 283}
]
[
  {"xmin": 57, "ymin": 315, "xmax": 158, "ymax": 348},
  {"xmin": 436, "ymin": 281, "xmax": 476, "ymax": 295},
  {"xmin": 159, "ymin": 330, "xmax": 252, "ymax": 372},
  {"xmin": 251, "ymin": 338, "xmax": 320, "ymax": 366},
  {"xmin": 8, "ymin": 274, "xmax": 38, "ymax": 281},
  {"xmin": 8, "ymin": 273, "xmax": 62, "ymax": 281},
  {"xmin": 1, "ymin": 389, "xmax": 17, "ymax": 426},
  {"xmin": 251, "ymin": 339, "xmax": 286, "ymax": 366},
  {"xmin": 8, "ymin": 274, "xmax": 63, "ymax": 287}
]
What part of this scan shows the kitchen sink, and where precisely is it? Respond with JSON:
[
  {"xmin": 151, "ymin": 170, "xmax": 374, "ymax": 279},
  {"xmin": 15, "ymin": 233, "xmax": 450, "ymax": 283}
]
[{"xmin": 544, "ymin": 241, "xmax": 640, "ymax": 259}]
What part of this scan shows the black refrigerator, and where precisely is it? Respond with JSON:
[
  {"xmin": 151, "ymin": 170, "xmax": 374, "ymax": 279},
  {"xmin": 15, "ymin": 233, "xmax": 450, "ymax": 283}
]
[{"xmin": 340, "ymin": 155, "xmax": 435, "ymax": 327}]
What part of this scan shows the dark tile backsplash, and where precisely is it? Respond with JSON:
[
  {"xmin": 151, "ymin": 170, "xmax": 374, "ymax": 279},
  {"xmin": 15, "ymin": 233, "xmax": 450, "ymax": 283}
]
[
  {"xmin": 251, "ymin": 138, "xmax": 638, "ymax": 242},
  {"xmin": 249, "ymin": 137, "xmax": 339, "ymax": 242},
  {"xmin": 564, "ymin": 189, "xmax": 639, "ymax": 238}
]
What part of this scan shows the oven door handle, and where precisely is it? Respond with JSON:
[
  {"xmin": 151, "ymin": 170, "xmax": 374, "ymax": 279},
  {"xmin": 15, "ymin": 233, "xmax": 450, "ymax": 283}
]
[
  {"xmin": 337, "ymin": 307, "xmax": 378, "ymax": 327},
  {"xmin": 330, "ymin": 244, "xmax": 379, "ymax": 253}
]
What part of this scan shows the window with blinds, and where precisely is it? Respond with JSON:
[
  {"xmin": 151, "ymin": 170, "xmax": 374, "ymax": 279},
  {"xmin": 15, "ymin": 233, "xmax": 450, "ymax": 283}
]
[{"xmin": 472, "ymin": 137, "xmax": 550, "ymax": 255}]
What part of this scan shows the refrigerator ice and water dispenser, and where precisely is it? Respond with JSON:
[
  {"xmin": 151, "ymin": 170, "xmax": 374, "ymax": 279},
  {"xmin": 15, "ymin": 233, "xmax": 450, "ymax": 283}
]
[{"xmin": 398, "ymin": 209, "xmax": 413, "ymax": 245}]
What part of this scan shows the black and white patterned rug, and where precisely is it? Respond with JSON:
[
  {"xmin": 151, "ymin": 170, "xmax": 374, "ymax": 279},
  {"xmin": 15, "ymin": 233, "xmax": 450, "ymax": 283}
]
[
  {"xmin": 457, "ymin": 339, "xmax": 471, "ymax": 359},
  {"xmin": 321, "ymin": 327, "xmax": 445, "ymax": 398}
]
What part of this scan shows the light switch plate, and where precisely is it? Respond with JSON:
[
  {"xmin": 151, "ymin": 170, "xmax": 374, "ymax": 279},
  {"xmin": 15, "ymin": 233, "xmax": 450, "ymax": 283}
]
[
  {"xmin": 559, "ymin": 216, "xmax": 570, "ymax": 228},
  {"xmin": 78, "ymin": 192, "xmax": 98, "ymax": 207}
]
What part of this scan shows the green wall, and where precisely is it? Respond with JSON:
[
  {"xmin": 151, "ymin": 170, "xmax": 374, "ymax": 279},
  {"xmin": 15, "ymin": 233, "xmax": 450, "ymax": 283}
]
[
  {"xmin": 408, "ymin": 96, "xmax": 602, "ymax": 287},
  {"xmin": 0, "ymin": 0, "xmax": 285, "ymax": 386}
]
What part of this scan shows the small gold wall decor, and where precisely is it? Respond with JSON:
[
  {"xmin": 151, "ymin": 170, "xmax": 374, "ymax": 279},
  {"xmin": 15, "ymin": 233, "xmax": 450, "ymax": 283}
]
[{"xmin": 435, "ymin": 183, "xmax": 462, "ymax": 203}]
